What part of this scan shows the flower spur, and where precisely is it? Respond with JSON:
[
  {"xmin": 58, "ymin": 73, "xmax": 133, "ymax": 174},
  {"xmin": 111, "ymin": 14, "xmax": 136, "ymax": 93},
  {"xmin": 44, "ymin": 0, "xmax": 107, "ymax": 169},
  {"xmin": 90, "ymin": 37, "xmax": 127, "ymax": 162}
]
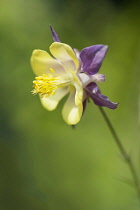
[{"xmin": 31, "ymin": 26, "xmax": 118, "ymax": 125}]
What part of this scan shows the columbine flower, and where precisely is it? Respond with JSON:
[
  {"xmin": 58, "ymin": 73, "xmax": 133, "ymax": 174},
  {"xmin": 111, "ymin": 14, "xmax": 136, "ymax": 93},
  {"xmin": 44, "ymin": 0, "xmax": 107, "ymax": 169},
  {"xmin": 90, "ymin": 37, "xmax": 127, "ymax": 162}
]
[{"xmin": 31, "ymin": 26, "xmax": 118, "ymax": 125}]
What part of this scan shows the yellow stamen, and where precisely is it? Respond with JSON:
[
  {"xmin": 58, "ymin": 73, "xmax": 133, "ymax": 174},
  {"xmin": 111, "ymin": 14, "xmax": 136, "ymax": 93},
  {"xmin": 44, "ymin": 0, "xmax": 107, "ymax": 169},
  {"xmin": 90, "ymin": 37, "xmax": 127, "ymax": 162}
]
[
  {"xmin": 32, "ymin": 74, "xmax": 71, "ymax": 97},
  {"xmin": 50, "ymin": 68, "xmax": 55, "ymax": 73}
]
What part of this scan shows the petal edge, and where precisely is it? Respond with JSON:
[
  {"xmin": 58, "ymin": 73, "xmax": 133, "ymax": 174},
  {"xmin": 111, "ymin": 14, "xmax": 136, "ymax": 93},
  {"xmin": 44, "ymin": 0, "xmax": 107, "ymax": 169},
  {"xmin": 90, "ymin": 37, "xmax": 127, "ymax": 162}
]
[
  {"xmin": 50, "ymin": 25, "xmax": 61, "ymax": 42},
  {"xmin": 86, "ymin": 82, "xmax": 119, "ymax": 109},
  {"xmin": 50, "ymin": 42, "xmax": 79, "ymax": 72},
  {"xmin": 80, "ymin": 45, "xmax": 108, "ymax": 75},
  {"xmin": 40, "ymin": 87, "xmax": 68, "ymax": 111},
  {"xmin": 30, "ymin": 49, "xmax": 65, "ymax": 76},
  {"xmin": 62, "ymin": 87, "xmax": 83, "ymax": 125}
]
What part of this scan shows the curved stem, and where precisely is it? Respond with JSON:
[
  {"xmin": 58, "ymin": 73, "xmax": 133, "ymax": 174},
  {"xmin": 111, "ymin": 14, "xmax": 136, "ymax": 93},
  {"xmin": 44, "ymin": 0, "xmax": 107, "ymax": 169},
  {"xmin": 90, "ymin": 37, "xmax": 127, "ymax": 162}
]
[{"xmin": 98, "ymin": 106, "xmax": 140, "ymax": 198}]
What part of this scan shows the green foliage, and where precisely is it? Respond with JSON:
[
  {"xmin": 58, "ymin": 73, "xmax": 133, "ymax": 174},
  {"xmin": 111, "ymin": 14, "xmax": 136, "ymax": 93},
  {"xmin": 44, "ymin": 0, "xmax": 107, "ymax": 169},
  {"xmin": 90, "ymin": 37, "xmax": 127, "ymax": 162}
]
[{"xmin": 0, "ymin": 0, "xmax": 140, "ymax": 209}]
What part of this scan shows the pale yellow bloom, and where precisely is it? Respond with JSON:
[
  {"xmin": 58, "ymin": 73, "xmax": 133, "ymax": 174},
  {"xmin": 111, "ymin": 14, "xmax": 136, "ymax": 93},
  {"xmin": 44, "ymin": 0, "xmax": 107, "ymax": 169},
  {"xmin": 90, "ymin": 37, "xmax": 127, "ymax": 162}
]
[{"xmin": 31, "ymin": 42, "xmax": 83, "ymax": 125}]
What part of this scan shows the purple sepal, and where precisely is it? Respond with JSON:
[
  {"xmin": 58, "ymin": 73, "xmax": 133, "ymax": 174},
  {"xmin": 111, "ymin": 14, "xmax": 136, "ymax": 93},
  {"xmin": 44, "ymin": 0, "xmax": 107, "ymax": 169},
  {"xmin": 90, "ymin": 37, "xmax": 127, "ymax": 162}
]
[
  {"xmin": 49, "ymin": 25, "xmax": 60, "ymax": 42},
  {"xmin": 80, "ymin": 45, "xmax": 108, "ymax": 75},
  {"xmin": 86, "ymin": 82, "xmax": 119, "ymax": 109}
]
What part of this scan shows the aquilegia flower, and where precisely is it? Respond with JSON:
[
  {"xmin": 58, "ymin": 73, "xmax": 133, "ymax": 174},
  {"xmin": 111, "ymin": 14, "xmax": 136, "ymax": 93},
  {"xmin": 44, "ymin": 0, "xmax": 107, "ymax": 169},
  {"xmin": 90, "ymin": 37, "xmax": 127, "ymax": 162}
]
[{"xmin": 31, "ymin": 26, "xmax": 118, "ymax": 125}]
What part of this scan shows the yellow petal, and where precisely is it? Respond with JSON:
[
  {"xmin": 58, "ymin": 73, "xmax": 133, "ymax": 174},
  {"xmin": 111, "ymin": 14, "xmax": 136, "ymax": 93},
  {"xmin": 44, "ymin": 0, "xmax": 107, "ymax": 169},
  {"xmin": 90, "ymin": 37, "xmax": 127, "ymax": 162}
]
[
  {"xmin": 71, "ymin": 71, "xmax": 83, "ymax": 106},
  {"xmin": 50, "ymin": 42, "xmax": 79, "ymax": 72},
  {"xmin": 75, "ymin": 87, "xmax": 83, "ymax": 106},
  {"xmin": 30, "ymin": 49, "xmax": 65, "ymax": 76},
  {"xmin": 62, "ymin": 87, "xmax": 83, "ymax": 125},
  {"xmin": 40, "ymin": 87, "xmax": 68, "ymax": 111}
]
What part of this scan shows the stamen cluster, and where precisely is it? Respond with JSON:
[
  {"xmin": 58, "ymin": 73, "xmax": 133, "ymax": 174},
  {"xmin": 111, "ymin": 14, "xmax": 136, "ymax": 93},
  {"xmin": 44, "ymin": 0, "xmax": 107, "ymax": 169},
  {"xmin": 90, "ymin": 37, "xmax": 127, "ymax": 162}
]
[{"xmin": 32, "ymin": 74, "xmax": 61, "ymax": 97}]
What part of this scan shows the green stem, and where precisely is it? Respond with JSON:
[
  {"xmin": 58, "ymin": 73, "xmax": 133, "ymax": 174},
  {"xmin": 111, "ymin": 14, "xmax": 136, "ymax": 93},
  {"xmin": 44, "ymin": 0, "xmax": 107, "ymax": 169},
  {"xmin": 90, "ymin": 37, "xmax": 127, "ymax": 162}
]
[{"xmin": 98, "ymin": 106, "xmax": 140, "ymax": 198}]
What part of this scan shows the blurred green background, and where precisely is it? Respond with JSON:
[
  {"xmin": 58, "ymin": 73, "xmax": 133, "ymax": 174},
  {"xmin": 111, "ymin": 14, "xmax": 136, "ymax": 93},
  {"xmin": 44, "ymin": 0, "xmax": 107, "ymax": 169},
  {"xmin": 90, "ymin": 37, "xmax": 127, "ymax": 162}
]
[{"xmin": 0, "ymin": 0, "xmax": 140, "ymax": 209}]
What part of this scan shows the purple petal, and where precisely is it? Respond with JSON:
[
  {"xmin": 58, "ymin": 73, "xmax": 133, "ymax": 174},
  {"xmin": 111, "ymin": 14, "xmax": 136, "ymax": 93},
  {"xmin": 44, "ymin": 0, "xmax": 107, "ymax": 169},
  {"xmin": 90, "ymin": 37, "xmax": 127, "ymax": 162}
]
[
  {"xmin": 85, "ymin": 82, "xmax": 119, "ymax": 109},
  {"xmin": 49, "ymin": 25, "xmax": 60, "ymax": 42},
  {"xmin": 80, "ymin": 45, "xmax": 108, "ymax": 75}
]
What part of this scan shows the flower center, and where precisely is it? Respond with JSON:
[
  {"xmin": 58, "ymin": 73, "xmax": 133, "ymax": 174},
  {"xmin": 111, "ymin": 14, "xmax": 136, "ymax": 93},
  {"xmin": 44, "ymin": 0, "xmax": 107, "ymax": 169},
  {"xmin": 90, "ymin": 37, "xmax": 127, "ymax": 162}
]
[{"xmin": 32, "ymin": 73, "xmax": 72, "ymax": 98}]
